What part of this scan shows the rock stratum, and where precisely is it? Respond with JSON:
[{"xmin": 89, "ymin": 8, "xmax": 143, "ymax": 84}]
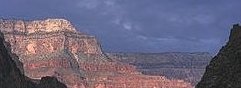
[
  {"xmin": 0, "ymin": 18, "xmax": 192, "ymax": 88},
  {"xmin": 107, "ymin": 52, "xmax": 212, "ymax": 86},
  {"xmin": 0, "ymin": 31, "xmax": 67, "ymax": 88},
  {"xmin": 196, "ymin": 24, "xmax": 241, "ymax": 88}
]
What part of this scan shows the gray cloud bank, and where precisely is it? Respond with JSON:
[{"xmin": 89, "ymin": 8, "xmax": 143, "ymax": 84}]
[{"xmin": 0, "ymin": 0, "xmax": 241, "ymax": 54}]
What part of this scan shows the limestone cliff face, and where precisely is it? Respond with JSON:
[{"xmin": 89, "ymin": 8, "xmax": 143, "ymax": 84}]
[
  {"xmin": 196, "ymin": 24, "xmax": 241, "ymax": 88},
  {"xmin": 0, "ymin": 18, "xmax": 193, "ymax": 88}
]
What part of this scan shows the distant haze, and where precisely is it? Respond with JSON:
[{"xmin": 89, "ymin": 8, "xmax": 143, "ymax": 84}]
[{"xmin": 0, "ymin": 0, "xmax": 241, "ymax": 54}]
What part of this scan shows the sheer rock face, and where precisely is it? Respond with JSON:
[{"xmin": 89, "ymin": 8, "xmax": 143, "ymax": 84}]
[
  {"xmin": 0, "ymin": 32, "xmax": 67, "ymax": 88},
  {"xmin": 196, "ymin": 24, "xmax": 241, "ymax": 88},
  {"xmin": 107, "ymin": 52, "xmax": 212, "ymax": 86},
  {"xmin": 0, "ymin": 18, "xmax": 192, "ymax": 88}
]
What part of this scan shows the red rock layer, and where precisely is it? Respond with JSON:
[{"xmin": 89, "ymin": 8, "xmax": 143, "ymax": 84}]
[
  {"xmin": 81, "ymin": 62, "xmax": 192, "ymax": 88},
  {"xmin": 0, "ymin": 18, "xmax": 192, "ymax": 88}
]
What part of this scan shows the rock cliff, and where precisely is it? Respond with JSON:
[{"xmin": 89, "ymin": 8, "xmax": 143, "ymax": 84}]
[
  {"xmin": 0, "ymin": 18, "xmax": 192, "ymax": 88},
  {"xmin": 0, "ymin": 32, "xmax": 67, "ymax": 88},
  {"xmin": 0, "ymin": 18, "xmax": 100, "ymax": 88},
  {"xmin": 107, "ymin": 52, "xmax": 212, "ymax": 86},
  {"xmin": 196, "ymin": 24, "xmax": 241, "ymax": 88}
]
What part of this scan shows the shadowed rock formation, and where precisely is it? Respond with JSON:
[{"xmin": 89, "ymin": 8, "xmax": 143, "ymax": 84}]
[
  {"xmin": 107, "ymin": 52, "xmax": 212, "ymax": 86},
  {"xmin": 196, "ymin": 24, "xmax": 241, "ymax": 88},
  {"xmin": 0, "ymin": 18, "xmax": 193, "ymax": 88},
  {"xmin": 0, "ymin": 32, "xmax": 67, "ymax": 88},
  {"xmin": 37, "ymin": 76, "xmax": 67, "ymax": 88}
]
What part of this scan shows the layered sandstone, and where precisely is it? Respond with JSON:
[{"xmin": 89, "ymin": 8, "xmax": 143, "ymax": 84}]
[
  {"xmin": 0, "ymin": 18, "xmax": 192, "ymax": 88},
  {"xmin": 196, "ymin": 24, "xmax": 241, "ymax": 88},
  {"xmin": 0, "ymin": 19, "xmax": 102, "ymax": 55}
]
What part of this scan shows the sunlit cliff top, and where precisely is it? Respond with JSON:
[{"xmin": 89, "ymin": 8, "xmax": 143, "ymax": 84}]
[{"xmin": 0, "ymin": 18, "xmax": 77, "ymax": 34}]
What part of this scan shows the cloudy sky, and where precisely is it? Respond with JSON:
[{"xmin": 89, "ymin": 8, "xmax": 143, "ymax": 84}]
[{"xmin": 0, "ymin": 0, "xmax": 241, "ymax": 54}]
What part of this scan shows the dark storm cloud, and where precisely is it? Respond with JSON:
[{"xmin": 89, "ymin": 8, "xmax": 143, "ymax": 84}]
[{"xmin": 0, "ymin": 0, "xmax": 240, "ymax": 54}]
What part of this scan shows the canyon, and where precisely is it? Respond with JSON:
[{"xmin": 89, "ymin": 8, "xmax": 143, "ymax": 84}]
[
  {"xmin": 0, "ymin": 18, "xmax": 195, "ymax": 88},
  {"xmin": 107, "ymin": 52, "xmax": 212, "ymax": 86}
]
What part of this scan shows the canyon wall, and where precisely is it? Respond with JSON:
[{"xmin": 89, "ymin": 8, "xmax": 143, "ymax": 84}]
[
  {"xmin": 196, "ymin": 24, "xmax": 241, "ymax": 88},
  {"xmin": 107, "ymin": 52, "xmax": 212, "ymax": 86},
  {"xmin": 0, "ymin": 31, "xmax": 67, "ymax": 88},
  {"xmin": 0, "ymin": 18, "xmax": 192, "ymax": 88}
]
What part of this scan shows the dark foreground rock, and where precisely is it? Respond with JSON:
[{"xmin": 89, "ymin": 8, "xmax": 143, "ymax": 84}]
[
  {"xmin": 196, "ymin": 24, "xmax": 241, "ymax": 88},
  {"xmin": 0, "ymin": 32, "xmax": 67, "ymax": 88},
  {"xmin": 37, "ymin": 76, "xmax": 67, "ymax": 88}
]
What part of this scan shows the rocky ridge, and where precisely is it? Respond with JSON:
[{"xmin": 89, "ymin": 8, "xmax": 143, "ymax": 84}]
[
  {"xmin": 0, "ymin": 18, "xmax": 192, "ymax": 88},
  {"xmin": 196, "ymin": 24, "xmax": 241, "ymax": 88}
]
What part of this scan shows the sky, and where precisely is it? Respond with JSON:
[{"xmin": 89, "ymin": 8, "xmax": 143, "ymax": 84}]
[{"xmin": 0, "ymin": 0, "xmax": 241, "ymax": 54}]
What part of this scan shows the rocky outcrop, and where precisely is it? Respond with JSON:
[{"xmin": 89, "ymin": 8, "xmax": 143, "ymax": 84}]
[
  {"xmin": 0, "ymin": 18, "xmax": 193, "ymax": 88},
  {"xmin": 107, "ymin": 52, "xmax": 212, "ymax": 86},
  {"xmin": 0, "ymin": 32, "xmax": 67, "ymax": 88},
  {"xmin": 196, "ymin": 24, "xmax": 241, "ymax": 88}
]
